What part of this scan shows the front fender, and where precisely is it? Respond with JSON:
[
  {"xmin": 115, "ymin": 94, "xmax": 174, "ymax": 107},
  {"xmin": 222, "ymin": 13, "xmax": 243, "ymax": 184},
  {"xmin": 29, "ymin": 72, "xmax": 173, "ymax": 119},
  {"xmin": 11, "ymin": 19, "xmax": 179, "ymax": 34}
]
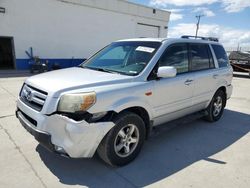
[
  {"xmin": 87, "ymin": 82, "xmax": 155, "ymax": 119},
  {"xmin": 108, "ymin": 96, "xmax": 154, "ymax": 120}
]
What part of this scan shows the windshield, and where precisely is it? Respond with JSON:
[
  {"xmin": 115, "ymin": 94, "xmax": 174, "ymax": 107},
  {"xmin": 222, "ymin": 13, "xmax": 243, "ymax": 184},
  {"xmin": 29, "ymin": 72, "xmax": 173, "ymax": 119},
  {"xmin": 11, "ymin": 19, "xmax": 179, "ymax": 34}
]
[{"xmin": 80, "ymin": 41, "xmax": 161, "ymax": 76}]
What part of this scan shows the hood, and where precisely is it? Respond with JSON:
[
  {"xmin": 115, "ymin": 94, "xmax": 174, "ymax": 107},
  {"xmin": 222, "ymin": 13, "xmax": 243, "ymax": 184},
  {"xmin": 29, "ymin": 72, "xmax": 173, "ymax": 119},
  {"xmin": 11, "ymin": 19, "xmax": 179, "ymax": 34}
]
[{"xmin": 25, "ymin": 67, "xmax": 132, "ymax": 96}]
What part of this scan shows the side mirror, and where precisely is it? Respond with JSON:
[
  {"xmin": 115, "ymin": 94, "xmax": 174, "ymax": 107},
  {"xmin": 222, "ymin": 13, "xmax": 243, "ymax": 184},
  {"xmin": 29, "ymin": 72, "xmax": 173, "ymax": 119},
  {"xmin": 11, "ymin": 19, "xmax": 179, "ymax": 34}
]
[{"xmin": 157, "ymin": 66, "xmax": 177, "ymax": 78}]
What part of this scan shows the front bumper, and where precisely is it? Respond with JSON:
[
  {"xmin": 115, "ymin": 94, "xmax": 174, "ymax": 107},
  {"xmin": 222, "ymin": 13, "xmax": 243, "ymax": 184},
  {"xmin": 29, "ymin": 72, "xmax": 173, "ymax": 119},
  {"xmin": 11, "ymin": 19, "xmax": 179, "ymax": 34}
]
[
  {"xmin": 16, "ymin": 110, "xmax": 56, "ymax": 153},
  {"xmin": 16, "ymin": 98, "xmax": 115, "ymax": 158}
]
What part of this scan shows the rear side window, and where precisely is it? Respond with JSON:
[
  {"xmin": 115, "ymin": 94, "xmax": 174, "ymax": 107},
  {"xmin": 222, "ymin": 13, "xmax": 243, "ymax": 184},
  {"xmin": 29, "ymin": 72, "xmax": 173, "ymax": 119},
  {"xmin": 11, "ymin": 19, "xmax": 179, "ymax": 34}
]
[
  {"xmin": 212, "ymin": 44, "xmax": 229, "ymax": 68},
  {"xmin": 190, "ymin": 44, "xmax": 212, "ymax": 71},
  {"xmin": 159, "ymin": 44, "xmax": 189, "ymax": 74}
]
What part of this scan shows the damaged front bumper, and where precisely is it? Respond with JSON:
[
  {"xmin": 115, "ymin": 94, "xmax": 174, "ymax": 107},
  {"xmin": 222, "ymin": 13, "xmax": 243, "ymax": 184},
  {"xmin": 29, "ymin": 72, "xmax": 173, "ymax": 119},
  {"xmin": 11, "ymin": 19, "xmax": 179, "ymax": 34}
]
[{"xmin": 16, "ymin": 99, "xmax": 115, "ymax": 158}]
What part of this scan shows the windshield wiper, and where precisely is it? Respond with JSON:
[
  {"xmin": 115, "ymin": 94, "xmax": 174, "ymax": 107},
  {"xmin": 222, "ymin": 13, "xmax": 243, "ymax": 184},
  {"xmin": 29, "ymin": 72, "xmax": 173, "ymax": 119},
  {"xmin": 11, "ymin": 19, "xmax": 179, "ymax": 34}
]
[
  {"xmin": 82, "ymin": 66, "xmax": 121, "ymax": 74},
  {"xmin": 96, "ymin": 67, "xmax": 121, "ymax": 74}
]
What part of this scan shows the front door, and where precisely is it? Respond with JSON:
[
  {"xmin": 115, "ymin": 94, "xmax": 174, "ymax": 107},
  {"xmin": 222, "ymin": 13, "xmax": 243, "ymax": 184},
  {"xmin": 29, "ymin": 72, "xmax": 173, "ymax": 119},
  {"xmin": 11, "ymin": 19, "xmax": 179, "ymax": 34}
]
[{"xmin": 152, "ymin": 43, "xmax": 194, "ymax": 124}]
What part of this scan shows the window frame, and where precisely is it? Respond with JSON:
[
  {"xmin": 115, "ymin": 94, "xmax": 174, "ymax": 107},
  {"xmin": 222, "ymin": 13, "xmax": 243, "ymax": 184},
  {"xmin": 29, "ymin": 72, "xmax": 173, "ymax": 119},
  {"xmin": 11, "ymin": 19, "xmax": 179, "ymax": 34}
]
[{"xmin": 208, "ymin": 44, "xmax": 215, "ymax": 68}]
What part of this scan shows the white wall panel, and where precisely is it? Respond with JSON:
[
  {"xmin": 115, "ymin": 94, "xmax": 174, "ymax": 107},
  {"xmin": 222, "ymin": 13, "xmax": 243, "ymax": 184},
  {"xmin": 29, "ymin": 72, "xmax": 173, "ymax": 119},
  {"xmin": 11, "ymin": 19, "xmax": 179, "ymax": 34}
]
[{"xmin": 0, "ymin": 0, "xmax": 170, "ymax": 59}]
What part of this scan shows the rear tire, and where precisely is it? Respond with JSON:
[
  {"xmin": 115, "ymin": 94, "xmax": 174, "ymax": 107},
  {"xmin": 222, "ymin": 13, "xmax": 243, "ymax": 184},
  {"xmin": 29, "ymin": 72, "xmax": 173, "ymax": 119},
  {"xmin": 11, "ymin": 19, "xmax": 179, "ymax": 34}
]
[
  {"xmin": 97, "ymin": 111, "xmax": 146, "ymax": 167},
  {"xmin": 204, "ymin": 89, "xmax": 226, "ymax": 122}
]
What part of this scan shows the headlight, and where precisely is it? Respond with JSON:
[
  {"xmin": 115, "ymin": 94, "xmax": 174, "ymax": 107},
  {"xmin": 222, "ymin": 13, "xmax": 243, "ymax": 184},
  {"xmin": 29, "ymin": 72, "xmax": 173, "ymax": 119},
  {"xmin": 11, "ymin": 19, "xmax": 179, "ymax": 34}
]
[{"xmin": 58, "ymin": 92, "xmax": 96, "ymax": 113}]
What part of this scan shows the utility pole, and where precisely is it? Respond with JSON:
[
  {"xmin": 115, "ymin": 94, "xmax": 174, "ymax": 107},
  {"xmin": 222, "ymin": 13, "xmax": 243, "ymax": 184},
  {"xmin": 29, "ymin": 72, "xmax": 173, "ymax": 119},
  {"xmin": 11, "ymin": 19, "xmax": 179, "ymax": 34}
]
[{"xmin": 195, "ymin": 14, "xmax": 204, "ymax": 38}]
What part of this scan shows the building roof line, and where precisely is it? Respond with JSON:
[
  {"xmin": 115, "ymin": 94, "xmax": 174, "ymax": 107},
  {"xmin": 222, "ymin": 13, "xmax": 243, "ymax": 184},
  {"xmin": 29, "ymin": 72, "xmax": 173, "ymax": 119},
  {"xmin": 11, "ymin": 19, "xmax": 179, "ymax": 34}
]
[
  {"xmin": 121, "ymin": 0, "xmax": 171, "ymax": 14},
  {"xmin": 57, "ymin": 0, "xmax": 170, "ymax": 23}
]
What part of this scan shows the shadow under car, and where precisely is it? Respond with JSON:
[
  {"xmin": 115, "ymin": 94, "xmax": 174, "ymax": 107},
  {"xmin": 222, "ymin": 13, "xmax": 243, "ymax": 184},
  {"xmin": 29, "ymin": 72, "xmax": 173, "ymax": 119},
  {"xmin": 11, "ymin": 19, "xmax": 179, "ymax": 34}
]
[{"xmin": 36, "ymin": 109, "xmax": 250, "ymax": 187}]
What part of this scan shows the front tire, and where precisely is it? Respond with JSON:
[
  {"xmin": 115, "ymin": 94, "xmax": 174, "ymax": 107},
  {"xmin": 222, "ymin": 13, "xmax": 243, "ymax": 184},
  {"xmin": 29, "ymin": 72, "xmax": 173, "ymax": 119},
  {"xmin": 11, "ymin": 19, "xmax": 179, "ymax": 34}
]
[
  {"xmin": 204, "ymin": 89, "xmax": 226, "ymax": 122},
  {"xmin": 97, "ymin": 112, "xmax": 146, "ymax": 166}
]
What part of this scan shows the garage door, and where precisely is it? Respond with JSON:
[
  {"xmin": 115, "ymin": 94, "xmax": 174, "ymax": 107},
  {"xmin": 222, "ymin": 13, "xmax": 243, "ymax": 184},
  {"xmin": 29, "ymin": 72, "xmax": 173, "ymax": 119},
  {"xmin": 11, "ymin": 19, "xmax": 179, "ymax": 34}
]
[
  {"xmin": 0, "ymin": 37, "xmax": 15, "ymax": 69},
  {"xmin": 136, "ymin": 23, "xmax": 160, "ymax": 38}
]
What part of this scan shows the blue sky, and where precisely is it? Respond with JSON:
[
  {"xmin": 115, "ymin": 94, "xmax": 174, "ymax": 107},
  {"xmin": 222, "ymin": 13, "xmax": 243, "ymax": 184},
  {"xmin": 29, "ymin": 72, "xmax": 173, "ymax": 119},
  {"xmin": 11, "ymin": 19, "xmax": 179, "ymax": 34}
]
[{"xmin": 130, "ymin": 0, "xmax": 250, "ymax": 49}]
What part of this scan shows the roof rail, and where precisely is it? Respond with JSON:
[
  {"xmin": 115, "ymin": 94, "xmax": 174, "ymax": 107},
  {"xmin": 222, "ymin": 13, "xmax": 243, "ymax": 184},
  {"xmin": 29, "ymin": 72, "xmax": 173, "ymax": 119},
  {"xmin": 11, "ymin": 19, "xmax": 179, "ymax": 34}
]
[{"xmin": 181, "ymin": 35, "xmax": 219, "ymax": 42}]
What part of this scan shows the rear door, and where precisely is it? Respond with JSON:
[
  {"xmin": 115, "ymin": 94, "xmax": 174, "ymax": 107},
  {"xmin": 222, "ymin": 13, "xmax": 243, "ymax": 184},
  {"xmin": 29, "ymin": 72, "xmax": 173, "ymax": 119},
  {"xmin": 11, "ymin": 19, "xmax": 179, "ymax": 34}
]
[
  {"xmin": 211, "ymin": 44, "xmax": 233, "ymax": 88},
  {"xmin": 190, "ymin": 43, "xmax": 217, "ymax": 108}
]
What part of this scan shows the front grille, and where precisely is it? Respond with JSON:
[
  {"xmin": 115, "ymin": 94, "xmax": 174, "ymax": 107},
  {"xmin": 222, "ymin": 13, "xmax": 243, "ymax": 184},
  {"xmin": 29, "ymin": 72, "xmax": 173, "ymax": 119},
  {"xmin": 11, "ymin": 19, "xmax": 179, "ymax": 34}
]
[{"xmin": 20, "ymin": 84, "xmax": 48, "ymax": 111}]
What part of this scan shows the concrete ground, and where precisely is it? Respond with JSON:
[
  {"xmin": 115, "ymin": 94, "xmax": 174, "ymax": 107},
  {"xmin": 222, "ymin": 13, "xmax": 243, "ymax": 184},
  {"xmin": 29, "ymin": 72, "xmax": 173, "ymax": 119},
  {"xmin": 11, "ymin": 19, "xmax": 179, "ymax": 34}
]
[{"xmin": 0, "ymin": 72, "xmax": 249, "ymax": 188}]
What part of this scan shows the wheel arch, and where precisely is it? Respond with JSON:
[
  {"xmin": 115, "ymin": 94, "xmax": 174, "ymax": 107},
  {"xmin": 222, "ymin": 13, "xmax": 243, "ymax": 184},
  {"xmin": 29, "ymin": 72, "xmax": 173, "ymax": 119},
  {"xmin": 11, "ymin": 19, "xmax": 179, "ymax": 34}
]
[
  {"xmin": 217, "ymin": 86, "xmax": 227, "ymax": 107},
  {"xmin": 118, "ymin": 106, "xmax": 152, "ymax": 139},
  {"xmin": 209, "ymin": 86, "xmax": 227, "ymax": 108},
  {"xmin": 217, "ymin": 86, "xmax": 226, "ymax": 95}
]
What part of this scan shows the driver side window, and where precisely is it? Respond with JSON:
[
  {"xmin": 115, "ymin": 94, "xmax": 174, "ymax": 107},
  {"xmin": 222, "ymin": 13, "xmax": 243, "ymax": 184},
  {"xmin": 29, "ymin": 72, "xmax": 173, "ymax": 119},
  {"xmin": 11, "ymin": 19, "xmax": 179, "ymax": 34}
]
[{"xmin": 159, "ymin": 44, "xmax": 189, "ymax": 74}]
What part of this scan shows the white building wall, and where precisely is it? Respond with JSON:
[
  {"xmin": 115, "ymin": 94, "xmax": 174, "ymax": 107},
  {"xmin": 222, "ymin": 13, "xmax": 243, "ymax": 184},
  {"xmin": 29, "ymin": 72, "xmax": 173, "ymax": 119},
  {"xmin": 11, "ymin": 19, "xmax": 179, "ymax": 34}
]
[{"xmin": 0, "ymin": 0, "xmax": 170, "ymax": 61}]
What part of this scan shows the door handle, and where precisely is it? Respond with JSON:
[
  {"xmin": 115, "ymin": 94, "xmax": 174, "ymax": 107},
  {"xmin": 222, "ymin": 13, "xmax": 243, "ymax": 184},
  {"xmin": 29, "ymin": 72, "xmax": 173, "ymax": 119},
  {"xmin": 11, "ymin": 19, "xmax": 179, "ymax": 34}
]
[
  {"xmin": 184, "ymin": 79, "xmax": 193, "ymax": 85},
  {"xmin": 213, "ymin": 74, "xmax": 219, "ymax": 79}
]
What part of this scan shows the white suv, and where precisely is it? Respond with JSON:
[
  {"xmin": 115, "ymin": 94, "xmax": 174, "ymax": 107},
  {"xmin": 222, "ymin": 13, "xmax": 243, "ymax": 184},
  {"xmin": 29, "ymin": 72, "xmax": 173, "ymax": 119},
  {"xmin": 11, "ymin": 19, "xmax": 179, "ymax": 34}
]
[{"xmin": 16, "ymin": 36, "xmax": 233, "ymax": 166}]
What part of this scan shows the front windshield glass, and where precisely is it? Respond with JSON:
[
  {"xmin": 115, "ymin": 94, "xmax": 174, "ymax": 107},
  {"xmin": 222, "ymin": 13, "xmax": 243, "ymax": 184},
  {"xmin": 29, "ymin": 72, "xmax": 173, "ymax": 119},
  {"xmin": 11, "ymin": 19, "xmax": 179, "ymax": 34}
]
[{"xmin": 80, "ymin": 41, "xmax": 161, "ymax": 76}]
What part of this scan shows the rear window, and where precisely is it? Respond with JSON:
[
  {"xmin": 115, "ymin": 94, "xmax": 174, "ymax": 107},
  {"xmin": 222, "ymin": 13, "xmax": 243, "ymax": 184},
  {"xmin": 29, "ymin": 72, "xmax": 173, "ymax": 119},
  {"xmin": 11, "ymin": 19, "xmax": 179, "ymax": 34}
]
[{"xmin": 212, "ymin": 44, "xmax": 229, "ymax": 68}]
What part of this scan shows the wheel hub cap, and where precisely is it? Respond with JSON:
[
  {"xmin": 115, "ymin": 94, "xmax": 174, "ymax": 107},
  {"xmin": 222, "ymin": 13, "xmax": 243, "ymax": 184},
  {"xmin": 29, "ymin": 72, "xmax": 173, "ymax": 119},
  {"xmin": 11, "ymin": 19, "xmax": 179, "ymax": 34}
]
[
  {"xmin": 213, "ymin": 96, "xmax": 223, "ymax": 117},
  {"xmin": 114, "ymin": 124, "xmax": 139, "ymax": 158}
]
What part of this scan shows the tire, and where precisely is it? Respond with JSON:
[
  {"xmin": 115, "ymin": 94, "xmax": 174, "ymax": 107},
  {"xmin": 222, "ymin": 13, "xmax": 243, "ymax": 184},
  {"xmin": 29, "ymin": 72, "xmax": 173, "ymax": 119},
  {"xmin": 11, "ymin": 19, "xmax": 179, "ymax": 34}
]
[
  {"xmin": 204, "ymin": 89, "xmax": 226, "ymax": 122},
  {"xmin": 97, "ymin": 111, "xmax": 146, "ymax": 166}
]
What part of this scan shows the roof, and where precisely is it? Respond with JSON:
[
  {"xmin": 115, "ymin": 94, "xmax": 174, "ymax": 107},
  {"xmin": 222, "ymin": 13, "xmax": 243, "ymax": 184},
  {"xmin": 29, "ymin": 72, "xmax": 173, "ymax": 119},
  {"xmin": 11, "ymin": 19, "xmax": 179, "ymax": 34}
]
[
  {"xmin": 116, "ymin": 37, "xmax": 222, "ymax": 45},
  {"xmin": 117, "ymin": 38, "xmax": 167, "ymax": 42}
]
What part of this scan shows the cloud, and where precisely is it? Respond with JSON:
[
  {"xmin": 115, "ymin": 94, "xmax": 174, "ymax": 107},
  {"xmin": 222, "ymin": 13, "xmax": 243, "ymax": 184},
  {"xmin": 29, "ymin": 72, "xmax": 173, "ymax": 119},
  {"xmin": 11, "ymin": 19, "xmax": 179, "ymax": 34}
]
[
  {"xmin": 150, "ymin": 0, "xmax": 250, "ymax": 12},
  {"xmin": 170, "ymin": 13, "xmax": 183, "ymax": 21},
  {"xmin": 221, "ymin": 0, "xmax": 250, "ymax": 13},
  {"xmin": 166, "ymin": 9, "xmax": 184, "ymax": 21},
  {"xmin": 193, "ymin": 7, "xmax": 215, "ymax": 17},
  {"xmin": 167, "ymin": 9, "xmax": 184, "ymax": 13},
  {"xmin": 168, "ymin": 23, "xmax": 250, "ymax": 47}
]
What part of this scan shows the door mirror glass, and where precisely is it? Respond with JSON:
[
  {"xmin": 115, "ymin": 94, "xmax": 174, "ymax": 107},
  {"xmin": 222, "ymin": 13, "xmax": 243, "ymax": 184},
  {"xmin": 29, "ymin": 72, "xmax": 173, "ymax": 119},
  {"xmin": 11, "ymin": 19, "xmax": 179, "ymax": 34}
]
[{"xmin": 157, "ymin": 66, "xmax": 177, "ymax": 78}]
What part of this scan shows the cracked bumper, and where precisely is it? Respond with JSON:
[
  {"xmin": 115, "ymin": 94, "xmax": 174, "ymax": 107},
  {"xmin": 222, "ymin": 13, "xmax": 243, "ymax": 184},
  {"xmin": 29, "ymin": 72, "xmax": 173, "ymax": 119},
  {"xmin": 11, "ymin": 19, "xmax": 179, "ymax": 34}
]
[{"xmin": 16, "ymin": 99, "xmax": 115, "ymax": 158}]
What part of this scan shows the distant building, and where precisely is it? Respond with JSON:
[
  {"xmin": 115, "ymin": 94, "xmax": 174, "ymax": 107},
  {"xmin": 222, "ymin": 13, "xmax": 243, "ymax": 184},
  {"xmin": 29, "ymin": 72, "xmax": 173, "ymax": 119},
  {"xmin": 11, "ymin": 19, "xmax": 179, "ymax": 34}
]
[{"xmin": 0, "ymin": 0, "xmax": 170, "ymax": 70}]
